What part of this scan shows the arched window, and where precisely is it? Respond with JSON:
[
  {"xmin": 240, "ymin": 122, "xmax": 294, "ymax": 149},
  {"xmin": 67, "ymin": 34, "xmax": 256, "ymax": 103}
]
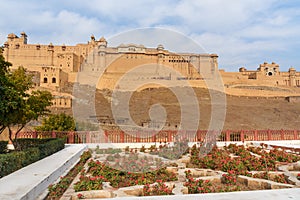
[
  {"xmin": 52, "ymin": 77, "xmax": 56, "ymax": 83},
  {"xmin": 43, "ymin": 77, "xmax": 48, "ymax": 83}
]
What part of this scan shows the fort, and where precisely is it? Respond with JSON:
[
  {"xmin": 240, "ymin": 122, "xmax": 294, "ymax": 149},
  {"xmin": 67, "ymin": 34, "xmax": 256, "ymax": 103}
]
[{"xmin": 2, "ymin": 32, "xmax": 300, "ymax": 100}]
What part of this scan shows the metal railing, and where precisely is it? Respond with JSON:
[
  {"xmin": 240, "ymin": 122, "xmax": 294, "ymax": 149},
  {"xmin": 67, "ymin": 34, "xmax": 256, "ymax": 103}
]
[{"xmin": 17, "ymin": 129, "xmax": 300, "ymax": 143}]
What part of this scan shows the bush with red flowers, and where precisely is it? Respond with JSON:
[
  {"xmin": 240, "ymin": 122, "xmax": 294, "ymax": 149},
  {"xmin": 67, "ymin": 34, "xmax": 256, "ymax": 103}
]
[
  {"xmin": 47, "ymin": 150, "xmax": 92, "ymax": 199},
  {"xmin": 143, "ymin": 180, "xmax": 174, "ymax": 196}
]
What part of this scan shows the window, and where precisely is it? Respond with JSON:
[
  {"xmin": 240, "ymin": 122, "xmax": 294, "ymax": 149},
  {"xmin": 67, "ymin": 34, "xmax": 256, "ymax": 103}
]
[
  {"xmin": 52, "ymin": 77, "xmax": 56, "ymax": 83},
  {"xmin": 43, "ymin": 77, "xmax": 48, "ymax": 83}
]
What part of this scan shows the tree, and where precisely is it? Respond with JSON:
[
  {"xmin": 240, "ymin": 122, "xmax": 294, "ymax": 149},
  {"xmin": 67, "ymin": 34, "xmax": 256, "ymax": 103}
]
[
  {"xmin": 35, "ymin": 113, "xmax": 76, "ymax": 131},
  {"xmin": 0, "ymin": 55, "xmax": 12, "ymax": 134},
  {"xmin": 0, "ymin": 55, "xmax": 53, "ymax": 149}
]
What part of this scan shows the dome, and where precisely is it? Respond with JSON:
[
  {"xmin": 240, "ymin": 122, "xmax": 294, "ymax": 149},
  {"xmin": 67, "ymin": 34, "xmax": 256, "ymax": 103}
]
[
  {"xmin": 99, "ymin": 36, "xmax": 107, "ymax": 42},
  {"xmin": 157, "ymin": 44, "xmax": 164, "ymax": 50}
]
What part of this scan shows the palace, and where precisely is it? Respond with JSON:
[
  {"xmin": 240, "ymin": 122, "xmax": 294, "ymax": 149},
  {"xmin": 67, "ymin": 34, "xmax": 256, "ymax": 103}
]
[{"xmin": 2, "ymin": 32, "xmax": 300, "ymax": 109}]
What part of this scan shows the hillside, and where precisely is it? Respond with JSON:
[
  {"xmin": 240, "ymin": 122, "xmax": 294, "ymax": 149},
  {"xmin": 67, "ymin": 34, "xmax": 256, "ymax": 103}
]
[{"xmin": 93, "ymin": 87, "xmax": 300, "ymax": 130}]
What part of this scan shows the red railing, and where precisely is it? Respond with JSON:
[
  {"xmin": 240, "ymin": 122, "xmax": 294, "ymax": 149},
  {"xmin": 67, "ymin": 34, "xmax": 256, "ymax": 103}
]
[{"xmin": 17, "ymin": 129, "xmax": 300, "ymax": 143}]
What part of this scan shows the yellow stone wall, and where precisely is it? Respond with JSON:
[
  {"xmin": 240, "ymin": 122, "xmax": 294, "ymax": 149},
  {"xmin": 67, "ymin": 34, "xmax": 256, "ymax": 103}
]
[{"xmin": 2, "ymin": 32, "xmax": 300, "ymax": 102}]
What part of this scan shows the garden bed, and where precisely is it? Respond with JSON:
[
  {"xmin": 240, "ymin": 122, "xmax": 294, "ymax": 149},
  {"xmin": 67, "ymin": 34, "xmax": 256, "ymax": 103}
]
[{"xmin": 48, "ymin": 142, "xmax": 300, "ymax": 199}]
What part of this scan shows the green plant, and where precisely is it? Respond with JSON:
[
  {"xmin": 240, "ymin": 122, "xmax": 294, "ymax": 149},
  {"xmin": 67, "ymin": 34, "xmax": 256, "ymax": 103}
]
[
  {"xmin": 74, "ymin": 176, "xmax": 105, "ymax": 192},
  {"xmin": 143, "ymin": 180, "xmax": 174, "ymax": 196},
  {"xmin": 14, "ymin": 138, "xmax": 55, "ymax": 150},
  {"xmin": 0, "ymin": 63, "xmax": 53, "ymax": 150},
  {"xmin": 0, "ymin": 138, "xmax": 64, "ymax": 178},
  {"xmin": 124, "ymin": 146, "xmax": 130, "ymax": 154},
  {"xmin": 184, "ymin": 170, "xmax": 213, "ymax": 194},
  {"xmin": 222, "ymin": 170, "xmax": 237, "ymax": 185},
  {"xmin": 35, "ymin": 113, "xmax": 76, "ymax": 131},
  {"xmin": 106, "ymin": 155, "xmax": 115, "ymax": 162},
  {"xmin": 47, "ymin": 150, "xmax": 92, "ymax": 199},
  {"xmin": 148, "ymin": 145, "xmax": 158, "ymax": 155},
  {"xmin": 0, "ymin": 151, "xmax": 25, "ymax": 177},
  {"xmin": 140, "ymin": 145, "xmax": 146, "ymax": 153},
  {"xmin": 0, "ymin": 141, "xmax": 8, "ymax": 153},
  {"xmin": 86, "ymin": 160, "xmax": 177, "ymax": 189},
  {"xmin": 38, "ymin": 138, "xmax": 64, "ymax": 159}
]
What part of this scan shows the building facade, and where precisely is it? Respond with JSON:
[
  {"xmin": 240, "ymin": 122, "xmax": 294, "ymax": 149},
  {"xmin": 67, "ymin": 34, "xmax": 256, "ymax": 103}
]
[
  {"xmin": 2, "ymin": 32, "xmax": 220, "ymax": 105},
  {"xmin": 2, "ymin": 32, "xmax": 300, "ymax": 106}
]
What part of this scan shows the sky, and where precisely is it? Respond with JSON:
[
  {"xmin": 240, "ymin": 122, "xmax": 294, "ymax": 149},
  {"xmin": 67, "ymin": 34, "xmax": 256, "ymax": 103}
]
[{"xmin": 0, "ymin": 0, "xmax": 300, "ymax": 71}]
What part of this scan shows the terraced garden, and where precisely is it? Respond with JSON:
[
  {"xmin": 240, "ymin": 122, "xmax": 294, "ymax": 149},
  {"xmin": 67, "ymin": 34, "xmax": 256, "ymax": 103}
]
[{"xmin": 46, "ymin": 142, "xmax": 300, "ymax": 199}]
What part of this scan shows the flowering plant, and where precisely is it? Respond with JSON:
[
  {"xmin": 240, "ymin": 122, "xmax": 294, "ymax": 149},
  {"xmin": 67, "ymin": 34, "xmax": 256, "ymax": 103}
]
[
  {"xmin": 47, "ymin": 150, "xmax": 91, "ymax": 199},
  {"xmin": 77, "ymin": 193, "xmax": 84, "ymax": 199},
  {"xmin": 184, "ymin": 170, "xmax": 213, "ymax": 194},
  {"xmin": 74, "ymin": 175, "xmax": 106, "ymax": 192},
  {"xmin": 80, "ymin": 160, "xmax": 177, "ymax": 189},
  {"xmin": 143, "ymin": 180, "xmax": 174, "ymax": 196},
  {"xmin": 222, "ymin": 170, "xmax": 237, "ymax": 185},
  {"xmin": 253, "ymin": 172, "xmax": 288, "ymax": 184}
]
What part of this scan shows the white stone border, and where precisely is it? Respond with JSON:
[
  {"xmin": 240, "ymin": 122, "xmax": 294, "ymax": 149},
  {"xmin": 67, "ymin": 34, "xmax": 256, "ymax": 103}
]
[
  {"xmin": 103, "ymin": 188, "xmax": 300, "ymax": 200},
  {"xmin": 0, "ymin": 144, "xmax": 87, "ymax": 200}
]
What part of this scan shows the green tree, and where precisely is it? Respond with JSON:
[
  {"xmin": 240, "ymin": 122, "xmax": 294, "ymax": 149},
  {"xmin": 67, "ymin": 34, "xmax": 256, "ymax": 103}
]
[
  {"xmin": 0, "ymin": 55, "xmax": 53, "ymax": 149},
  {"xmin": 35, "ymin": 113, "xmax": 76, "ymax": 131},
  {"xmin": 0, "ymin": 55, "xmax": 12, "ymax": 134}
]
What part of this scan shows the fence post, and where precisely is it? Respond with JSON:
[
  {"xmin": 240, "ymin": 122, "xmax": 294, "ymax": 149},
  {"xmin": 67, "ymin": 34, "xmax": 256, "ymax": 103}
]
[
  {"xmin": 168, "ymin": 131, "xmax": 172, "ymax": 142},
  {"xmin": 136, "ymin": 131, "xmax": 141, "ymax": 143},
  {"xmin": 294, "ymin": 130, "xmax": 298, "ymax": 140},
  {"xmin": 68, "ymin": 132, "xmax": 75, "ymax": 144},
  {"xmin": 85, "ymin": 131, "xmax": 90, "ymax": 143},
  {"xmin": 268, "ymin": 130, "xmax": 271, "ymax": 140},
  {"xmin": 280, "ymin": 129, "xmax": 284, "ymax": 140},
  {"xmin": 152, "ymin": 134, "xmax": 156, "ymax": 143},
  {"xmin": 104, "ymin": 130, "xmax": 108, "ymax": 143},
  {"xmin": 240, "ymin": 130, "xmax": 245, "ymax": 143},
  {"xmin": 52, "ymin": 131, "xmax": 56, "ymax": 138},
  {"xmin": 254, "ymin": 130, "xmax": 258, "ymax": 141},
  {"xmin": 120, "ymin": 131, "xmax": 125, "ymax": 143},
  {"xmin": 226, "ymin": 130, "xmax": 230, "ymax": 142},
  {"xmin": 33, "ymin": 131, "xmax": 37, "ymax": 139}
]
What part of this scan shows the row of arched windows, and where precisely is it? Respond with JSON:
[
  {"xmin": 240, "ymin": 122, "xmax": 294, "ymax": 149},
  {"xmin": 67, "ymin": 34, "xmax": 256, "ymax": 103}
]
[{"xmin": 43, "ymin": 77, "xmax": 56, "ymax": 83}]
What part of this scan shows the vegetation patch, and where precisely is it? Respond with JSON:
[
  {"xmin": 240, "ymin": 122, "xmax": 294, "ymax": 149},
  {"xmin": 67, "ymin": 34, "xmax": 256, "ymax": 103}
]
[
  {"xmin": 0, "ymin": 138, "xmax": 65, "ymax": 178},
  {"xmin": 47, "ymin": 150, "xmax": 92, "ymax": 199}
]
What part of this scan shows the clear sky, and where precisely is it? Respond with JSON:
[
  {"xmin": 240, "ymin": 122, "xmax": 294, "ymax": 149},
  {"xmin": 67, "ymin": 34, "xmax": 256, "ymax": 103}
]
[{"xmin": 0, "ymin": 0, "xmax": 299, "ymax": 71}]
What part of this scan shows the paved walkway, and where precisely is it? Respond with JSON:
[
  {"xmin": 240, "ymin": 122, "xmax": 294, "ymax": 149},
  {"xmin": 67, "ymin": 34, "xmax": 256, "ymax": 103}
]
[{"xmin": 0, "ymin": 144, "xmax": 87, "ymax": 200}]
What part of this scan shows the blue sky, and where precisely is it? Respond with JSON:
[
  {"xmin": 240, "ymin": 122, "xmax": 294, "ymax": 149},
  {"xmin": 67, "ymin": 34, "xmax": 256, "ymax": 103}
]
[{"xmin": 0, "ymin": 0, "xmax": 300, "ymax": 71}]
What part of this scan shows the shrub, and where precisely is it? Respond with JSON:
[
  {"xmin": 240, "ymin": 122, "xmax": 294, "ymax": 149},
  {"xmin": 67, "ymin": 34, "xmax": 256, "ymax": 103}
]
[
  {"xmin": 0, "ymin": 141, "xmax": 8, "ymax": 154},
  {"xmin": 38, "ymin": 138, "xmax": 64, "ymax": 159},
  {"xmin": 22, "ymin": 147, "xmax": 41, "ymax": 166},
  {"xmin": 140, "ymin": 145, "xmax": 146, "ymax": 152},
  {"xmin": 15, "ymin": 138, "xmax": 56, "ymax": 150},
  {"xmin": 0, "ymin": 151, "xmax": 25, "ymax": 177},
  {"xmin": 74, "ymin": 176, "xmax": 105, "ymax": 192},
  {"xmin": 124, "ymin": 146, "xmax": 130, "ymax": 154},
  {"xmin": 143, "ymin": 180, "xmax": 174, "ymax": 196},
  {"xmin": 0, "ymin": 138, "xmax": 64, "ymax": 178},
  {"xmin": 95, "ymin": 147, "xmax": 122, "ymax": 154}
]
